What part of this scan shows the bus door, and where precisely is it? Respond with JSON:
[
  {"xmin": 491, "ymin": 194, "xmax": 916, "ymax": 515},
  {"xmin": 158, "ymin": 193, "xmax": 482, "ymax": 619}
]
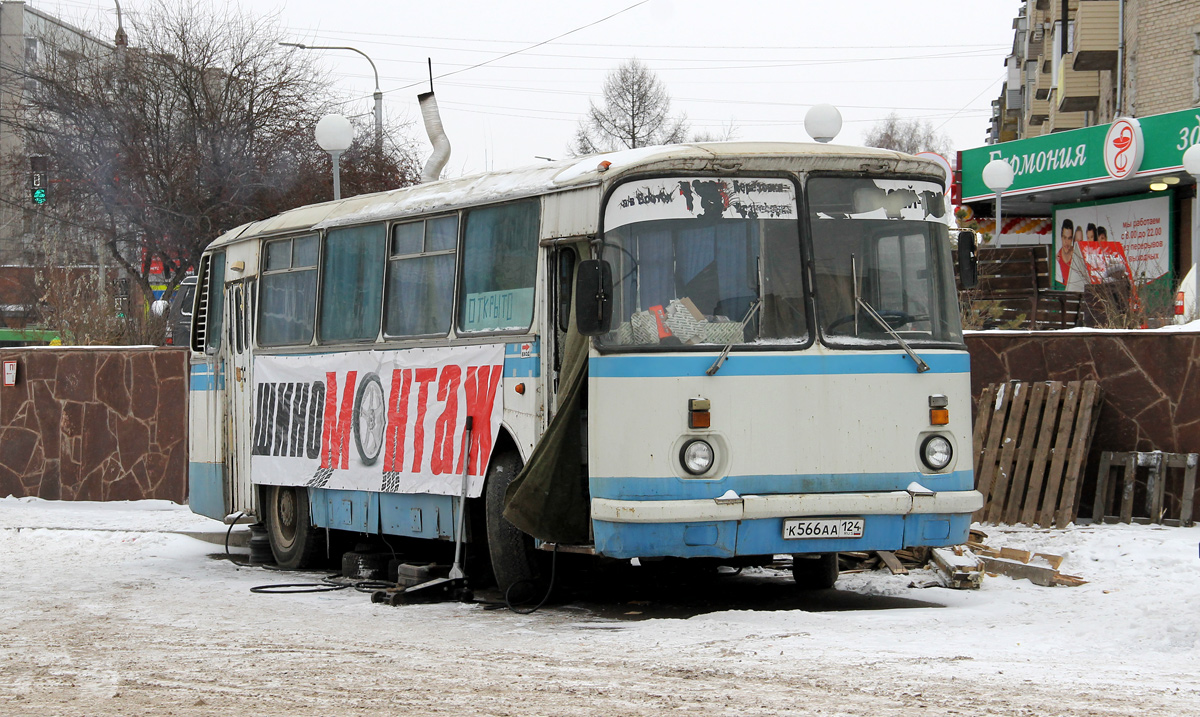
[{"xmin": 223, "ymin": 279, "xmax": 256, "ymax": 515}]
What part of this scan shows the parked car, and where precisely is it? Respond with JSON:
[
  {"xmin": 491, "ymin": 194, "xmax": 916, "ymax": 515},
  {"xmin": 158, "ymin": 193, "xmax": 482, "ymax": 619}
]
[{"xmin": 164, "ymin": 276, "xmax": 197, "ymax": 346}]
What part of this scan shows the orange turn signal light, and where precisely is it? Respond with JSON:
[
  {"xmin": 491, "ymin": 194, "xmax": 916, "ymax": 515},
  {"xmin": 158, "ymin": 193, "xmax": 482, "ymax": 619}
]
[
  {"xmin": 930, "ymin": 408, "xmax": 949, "ymax": 426},
  {"xmin": 514, "ymin": 383, "xmax": 526, "ymax": 395},
  {"xmin": 689, "ymin": 398, "xmax": 711, "ymax": 429}
]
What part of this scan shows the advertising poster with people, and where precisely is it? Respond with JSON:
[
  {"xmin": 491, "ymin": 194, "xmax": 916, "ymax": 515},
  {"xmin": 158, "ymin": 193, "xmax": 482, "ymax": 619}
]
[{"xmin": 1052, "ymin": 193, "xmax": 1172, "ymax": 293}]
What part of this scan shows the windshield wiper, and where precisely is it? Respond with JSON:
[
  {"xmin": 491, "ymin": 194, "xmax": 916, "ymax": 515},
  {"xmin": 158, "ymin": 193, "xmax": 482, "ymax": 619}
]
[
  {"xmin": 852, "ymin": 254, "xmax": 930, "ymax": 374},
  {"xmin": 706, "ymin": 299, "xmax": 762, "ymax": 376}
]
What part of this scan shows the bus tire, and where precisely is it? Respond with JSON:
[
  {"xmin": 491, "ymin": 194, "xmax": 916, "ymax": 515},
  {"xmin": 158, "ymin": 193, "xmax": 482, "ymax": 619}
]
[
  {"xmin": 263, "ymin": 485, "xmax": 320, "ymax": 570},
  {"xmin": 485, "ymin": 451, "xmax": 540, "ymax": 595},
  {"xmin": 791, "ymin": 553, "xmax": 839, "ymax": 590}
]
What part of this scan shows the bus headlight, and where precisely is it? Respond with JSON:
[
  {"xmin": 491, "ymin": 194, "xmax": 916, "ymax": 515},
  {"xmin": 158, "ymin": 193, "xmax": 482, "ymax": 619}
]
[
  {"xmin": 680, "ymin": 439, "xmax": 715, "ymax": 475},
  {"xmin": 920, "ymin": 435, "xmax": 953, "ymax": 471}
]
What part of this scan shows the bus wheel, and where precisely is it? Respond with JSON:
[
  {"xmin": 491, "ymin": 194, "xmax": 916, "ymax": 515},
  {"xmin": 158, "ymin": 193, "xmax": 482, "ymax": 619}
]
[
  {"xmin": 791, "ymin": 553, "xmax": 839, "ymax": 590},
  {"xmin": 264, "ymin": 485, "xmax": 319, "ymax": 569},
  {"xmin": 484, "ymin": 451, "xmax": 540, "ymax": 595}
]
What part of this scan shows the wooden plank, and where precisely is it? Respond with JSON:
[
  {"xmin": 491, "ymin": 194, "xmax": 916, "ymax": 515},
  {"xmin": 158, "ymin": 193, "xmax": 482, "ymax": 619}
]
[
  {"xmin": 1055, "ymin": 381, "xmax": 1100, "ymax": 527},
  {"xmin": 998, "ymin": 547, "xmax": 1032, "ymax": 563},
  {"xmin": 931, "ymin": 548, "xmax": 984, "ymax": 590},
  {"xmin": 876, "ymin": 551, "xmax": 908, "ymax": 575},
  {"xmin": 1180, "ymin": 454, "xmax": 1197, "ymax": 528},
  {"xmin": 1091, "ymin": 451, "xmax": 1114, "ymax": 523},
  {"xmin": 1020, "ymin": 381, "xmax": 1063, "ymax": 525},
  {"xmin": 1038, "ymin": 381, "xmax": 1081, "ymax": 527},
  {"xmin": 974, "ymin": 382, "xmax": 1014, "ymax": 522},
  {"xmin": 979, "ymin": 556, "xmax": 1060, "ymax": 587},
  {"xmin": 1033, "ymin": 552, "xmax": 1065, "ymax": 570},
  {"xmin": 1005, "ymin": 381, "xmax": 1047, "ymax": 524},
  {"xmin": 972, "ymin": 385, "xmax": 996, "ymax": 477},
  {"xmin": 1119, "ymin": 451, "xmax": 1137, "ymax": 524},
  {"xmin": 1147, "ymin": 452, "xmax": 1166, "ymax": 524},
  {"xmin": 987, "ymin": 381, "xmax": 1032, "ymax": 523}
]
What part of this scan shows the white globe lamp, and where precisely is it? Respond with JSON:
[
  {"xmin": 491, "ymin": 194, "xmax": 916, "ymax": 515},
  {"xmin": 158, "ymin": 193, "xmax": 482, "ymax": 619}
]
[
  {"xmin": 982, "ymin": 158, "xmax": 1015, "ymax": 246},
  {"xmin": 804, "ymin": 104, "xmax": 842, "ymax": 143},
  {"xmin": 1183, "ymin": 143, "xmax": 1200, "ymax": 178},
  {"xmin": 315, "ymin": 114, "xmax": 354, "ymax": 200}
]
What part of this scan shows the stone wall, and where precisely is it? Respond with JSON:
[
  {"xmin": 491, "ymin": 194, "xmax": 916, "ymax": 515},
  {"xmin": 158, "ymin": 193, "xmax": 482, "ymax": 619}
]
[
  {"xmin": 0, "ymin": 348, "xmax": 188, "ymax": 501},
  {"xmin": 967, "ymin": 330, "xmax": 1200, "ymax": 517}
]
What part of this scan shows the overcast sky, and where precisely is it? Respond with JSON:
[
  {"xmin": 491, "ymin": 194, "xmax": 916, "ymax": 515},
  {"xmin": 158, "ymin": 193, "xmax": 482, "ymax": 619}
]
[{"xmin": 36, "ymin": 0, "xmax": 1020, "ymax": 176}]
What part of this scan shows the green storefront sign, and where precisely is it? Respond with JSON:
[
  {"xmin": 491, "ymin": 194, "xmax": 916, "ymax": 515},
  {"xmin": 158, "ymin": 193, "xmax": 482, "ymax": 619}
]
[{"xmin": 961, "ymin": 107, "xmax": 1200, "ymax": 201}]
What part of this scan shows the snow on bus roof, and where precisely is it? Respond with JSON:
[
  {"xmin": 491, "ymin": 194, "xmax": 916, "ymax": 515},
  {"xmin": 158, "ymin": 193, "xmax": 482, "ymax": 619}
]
[{"xmin": 206, "ymin": 141, "xmax": 932, "ymax": 249}]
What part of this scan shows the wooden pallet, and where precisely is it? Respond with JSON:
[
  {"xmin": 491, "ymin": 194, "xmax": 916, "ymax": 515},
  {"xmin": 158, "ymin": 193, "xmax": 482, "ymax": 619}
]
[
  {"xmin": 1091, "ymin": 451, "xmax": 1197, "ymax": 527},
  {"xmin": 973, "ymin": 380, "xmax": 1104, "ymax": 526}
]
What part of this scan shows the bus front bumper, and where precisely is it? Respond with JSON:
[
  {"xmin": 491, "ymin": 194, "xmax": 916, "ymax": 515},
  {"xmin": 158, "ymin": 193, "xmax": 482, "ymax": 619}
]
[{"xmin": 589, "ymin": 489, "xmax": 983, "ymax": 559}]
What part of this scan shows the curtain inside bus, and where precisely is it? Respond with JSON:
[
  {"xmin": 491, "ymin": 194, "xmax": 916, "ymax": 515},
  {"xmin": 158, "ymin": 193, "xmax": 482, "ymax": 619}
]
[{"xmin": 502, "ymin": 262, "xmax": 590, "ymax": 545}]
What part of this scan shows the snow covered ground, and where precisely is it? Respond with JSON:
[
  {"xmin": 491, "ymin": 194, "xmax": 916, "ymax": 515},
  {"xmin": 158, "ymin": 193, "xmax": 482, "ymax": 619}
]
[{"xmin": 1, "ymin": 496, "xmax": 1198, "ymax": 716}]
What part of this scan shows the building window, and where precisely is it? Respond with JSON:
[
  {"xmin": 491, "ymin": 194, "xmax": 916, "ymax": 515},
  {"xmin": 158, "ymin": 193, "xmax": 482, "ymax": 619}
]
[{"xmin": 1193, "ymin": 29, "xmax": 1200, "ymax": 105}]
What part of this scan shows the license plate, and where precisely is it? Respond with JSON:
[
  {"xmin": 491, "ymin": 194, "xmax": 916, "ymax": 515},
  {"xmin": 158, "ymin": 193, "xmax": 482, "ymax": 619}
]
[{"xmin": 782, "ymin": 518, "xmax": 864, "ymax": 540}]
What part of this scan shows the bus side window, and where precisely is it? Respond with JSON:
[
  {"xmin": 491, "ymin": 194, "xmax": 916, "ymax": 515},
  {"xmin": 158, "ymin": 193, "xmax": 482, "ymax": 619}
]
[
  {"xmin": 557, "ymin": 246, "xmax": 576, "ymax": 333},
  {"xmin": 458, "ymin": 199, "xmax": 540, "ymax": 333},
  {"xmin": 320, "ymin": 224, "xmax": 386, "ymax": 343},
  {"xmin": 384, "ymin": 215, "xmax": 457, "ymax": 337},
  {"xmin": 259, "ymin": 235, "xmax": 318, "ymax": 346},
  {"xmin": 205, "ymin": 251, "xmax": 226, "ymax": 355}
]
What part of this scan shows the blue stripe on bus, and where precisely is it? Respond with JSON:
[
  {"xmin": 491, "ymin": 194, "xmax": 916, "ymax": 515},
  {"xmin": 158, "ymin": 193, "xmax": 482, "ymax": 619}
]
[
  {"xmin": 189, "ymin": 366, "xmax": 225, "ymax": 391},
  {"xmin": 504, "ymin": 339, "xmax": 540, "ymax": 378},
  {"xmin": 589, "ymin": 352, "xmax": 969, "ymax": 378},
  {"xmin": 188, "ymin": 462, "xmax": 226, "ymax": 521},
  {"xmin": 590, "ymin": 470, "xmax": 973, "ymax": 501}
]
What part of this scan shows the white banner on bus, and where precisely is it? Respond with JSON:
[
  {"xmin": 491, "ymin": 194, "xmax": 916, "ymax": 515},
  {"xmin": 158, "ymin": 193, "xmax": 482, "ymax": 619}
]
[
  {"xmin": 604, "ymin": 176, "xmax": 797, "ymax": 231},
  {"xmin": 249, "ymin": 344, "xmax": 505, "ymax": 498}
]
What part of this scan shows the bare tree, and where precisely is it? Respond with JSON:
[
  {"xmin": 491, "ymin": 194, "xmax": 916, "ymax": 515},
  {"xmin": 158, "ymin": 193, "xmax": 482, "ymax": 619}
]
[
  {"xmin": 863, "ymin": 112, "xmax": 952, "ymax": 156},
  {"xmin": 9, "ymin": 1, "xmax": 420, "ymax": 342},
  {"xmin": 572, "ymin": 59, "xmax": 688, "ymax": 155}
]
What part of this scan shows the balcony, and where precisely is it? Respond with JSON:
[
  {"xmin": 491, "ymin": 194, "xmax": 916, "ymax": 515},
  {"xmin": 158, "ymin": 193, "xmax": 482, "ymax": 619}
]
[
  {"xmin": 1027, "ymin": 94, "xmax": 1050, "ymax": 125},
  {"xmin": 1049, "ymin": 100, "xmax": 1087, "ymax": 132},
  {"xmin": 1073, "ymin": 0, "xmax": 1119, "ymax": 71},
  {"xmin": 1034, "ymin": 56, "xmax": 1053, "ymax": 100},
  {"xmin": 1057, "ymin": 54, "xmax": 1100, "ymax": 112}
]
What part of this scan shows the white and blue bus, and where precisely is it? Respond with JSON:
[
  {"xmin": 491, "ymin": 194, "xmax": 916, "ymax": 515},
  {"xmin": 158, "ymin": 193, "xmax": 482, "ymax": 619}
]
[{"xmin": 187, "ymin": 141, "xmax": 982, "ymax": 591}]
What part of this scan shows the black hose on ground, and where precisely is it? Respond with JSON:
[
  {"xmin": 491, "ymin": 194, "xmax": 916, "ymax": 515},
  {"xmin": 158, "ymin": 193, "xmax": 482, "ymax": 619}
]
[{"xmin": 502, "ymin": 544, "xmax": 559, "ymax": 615}]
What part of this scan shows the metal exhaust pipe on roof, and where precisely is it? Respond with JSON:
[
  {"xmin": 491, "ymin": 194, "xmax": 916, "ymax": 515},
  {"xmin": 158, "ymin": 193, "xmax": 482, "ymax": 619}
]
[{"xmin": 418, "ymin": 90, "xmax": 451, "ymax": 183}]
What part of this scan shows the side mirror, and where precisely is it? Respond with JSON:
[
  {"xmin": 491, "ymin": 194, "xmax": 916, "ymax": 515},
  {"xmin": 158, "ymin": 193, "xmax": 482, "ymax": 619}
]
[
  {"xmin": 575, "ymin": 259, "xmax": 613, "ymax": 336},
  {"xmin": 957, "ymin": 230, "xmax": 978, "ymax": 289}
]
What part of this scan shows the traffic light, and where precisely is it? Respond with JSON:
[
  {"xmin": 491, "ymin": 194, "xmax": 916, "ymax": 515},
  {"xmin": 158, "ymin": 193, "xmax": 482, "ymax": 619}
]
[{"xmin": 30, "ymin": 156, "xmax": 48, "ymax": 205}]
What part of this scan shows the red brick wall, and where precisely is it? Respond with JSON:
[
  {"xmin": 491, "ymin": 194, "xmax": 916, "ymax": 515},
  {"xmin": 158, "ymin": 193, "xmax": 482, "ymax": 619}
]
[{"xmin": 0, "ymin": 348, "xmax": 188, "ymax": 501}]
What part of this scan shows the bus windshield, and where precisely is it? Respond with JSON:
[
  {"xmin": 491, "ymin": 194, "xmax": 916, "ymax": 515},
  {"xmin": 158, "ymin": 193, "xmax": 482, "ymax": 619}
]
[
  {"xmin": 807, "ymin": 176, "xmax": 963, "ymax": 347},
  {"xmin": 597, "ymin": 176, "xmax": 807, "ymax": 348}
]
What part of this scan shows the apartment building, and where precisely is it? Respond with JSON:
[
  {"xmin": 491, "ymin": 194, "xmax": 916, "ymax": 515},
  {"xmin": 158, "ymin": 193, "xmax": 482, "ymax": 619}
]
[
  {"xmin": 960, "ymin": 0, "xmax": 1200, "ymax": 303},
  {"xmin": 0, "ymin": 1, "xmax": 112, "ymax": 342}
]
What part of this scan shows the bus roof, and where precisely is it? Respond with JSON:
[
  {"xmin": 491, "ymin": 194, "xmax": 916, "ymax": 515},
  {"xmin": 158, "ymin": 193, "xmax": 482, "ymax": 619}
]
[{"xmin": 206, "ymin": 141, "xmax": 944, "ymax": 250}]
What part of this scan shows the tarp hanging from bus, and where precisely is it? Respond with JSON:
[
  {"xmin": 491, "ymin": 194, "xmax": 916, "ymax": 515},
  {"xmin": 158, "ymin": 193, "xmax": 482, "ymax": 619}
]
[
  {"xmin": 503, "ymin": 277, "xmax": 591, "ymax": 544},
  {"xmin": 249, "ymin": 344, "xmax": 505, "ymax": 498}
]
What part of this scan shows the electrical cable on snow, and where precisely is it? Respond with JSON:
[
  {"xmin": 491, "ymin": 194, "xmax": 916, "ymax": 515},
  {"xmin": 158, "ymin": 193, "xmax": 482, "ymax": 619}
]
[{"xmin": 501, "ymin": 544, "xmax": 559, "ymax": 615}]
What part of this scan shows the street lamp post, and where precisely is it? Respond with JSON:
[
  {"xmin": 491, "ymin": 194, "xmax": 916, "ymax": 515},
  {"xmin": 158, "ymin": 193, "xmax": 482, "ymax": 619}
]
[
  {"xmin": 982, "ymin": 159, "xmax": 1015, "ymax": 247},
  {"xmin": 316, "ymin": 115, "xmax": 354, "ymax": 200},
  {"xmin": 1183, "ymin": 145, "xmax": 1200, "ymax": 291},
  {"xmin": 280, "ymin": 42, "xmax": 383, "ymax": 158}
]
